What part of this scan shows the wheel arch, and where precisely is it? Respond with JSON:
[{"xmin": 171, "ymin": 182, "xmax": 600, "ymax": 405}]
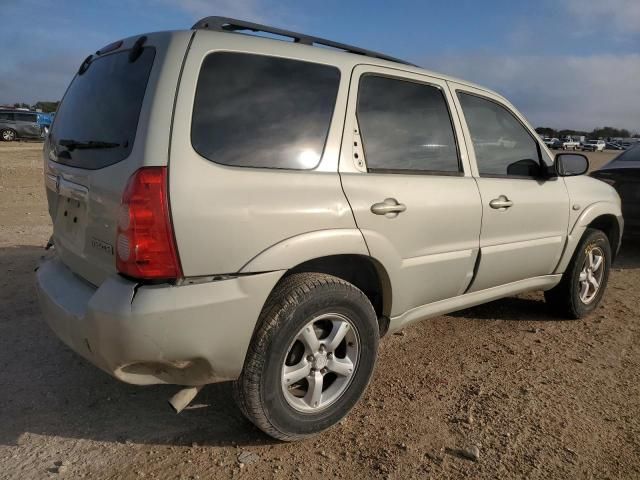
[
  {"xmin": 587, "ymin": 214, "xmax": 621, "ymax": 260},
  {"xmin": 556, "ymin": 202, "xmax": 623, "ymax": 273},
  {"xmin": 285, "ymin": 254, "xmax": 393, "ymax": 323},
  {"xmin": 240, "ymin": 229, "xmax": 393, "ymax": 335}
]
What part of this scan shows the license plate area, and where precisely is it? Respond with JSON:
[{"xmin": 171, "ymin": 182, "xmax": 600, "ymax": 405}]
[{"xmin": 54, "ymin": 194, "xmax": 88, "ymax": 250}]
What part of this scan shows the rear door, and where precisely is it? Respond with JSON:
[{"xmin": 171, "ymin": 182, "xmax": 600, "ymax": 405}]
[
  {"xmin": 340, "ymin": 66, "xmax": 482, "ymax": 317},
  {"xmin": 14, "ymin": 112, "xmax": 41, "ymax": 138},
  {"xmin": 450, "ymin": 83, "xmax": 570, "ymax": 291},
  {"xmin": 43, "ymin": 32, "xmax": 191, "ymax": 286}
]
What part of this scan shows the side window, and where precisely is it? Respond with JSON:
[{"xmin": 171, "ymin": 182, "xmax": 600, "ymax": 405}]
[
  {"xmin": 191, "ymin": 52, "xmax": 340, "ymax": 170},
  {"xmin": 458, "ymin": 92, "xmax": 542, "ymax": 178},
  {"xmin": 0, "ymin": 112, "xmax": 14, "ymax": 121},
  {"xmin": 356, "ymin": 75, "xmax": 460, "ymax": 174},
  {"xmin": 15, "ymin": 113, "xmax": 37, "ymax": 123}
]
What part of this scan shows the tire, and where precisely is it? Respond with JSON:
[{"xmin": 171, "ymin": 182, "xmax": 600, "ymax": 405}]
[
  {"xmin": 544, "ymin": 228, "xmax": 611, "ymax": 319},
  {"xmin": 1, "ymin": 129, "xmax": 16, "ymax": 142},
  {"xmin": 233, "ymin": 272, "xmax": 379, "ymax": 441}
]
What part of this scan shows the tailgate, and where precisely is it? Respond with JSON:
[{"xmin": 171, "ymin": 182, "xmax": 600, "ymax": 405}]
[{"xmin": 43, "ymin": 31, "xmax": 193, "ymax": 286}]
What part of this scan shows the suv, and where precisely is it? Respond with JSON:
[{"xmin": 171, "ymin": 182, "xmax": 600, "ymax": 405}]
[
  {"xmin": 582, "ymin": 139, "xmax": 606, "ymax": 152},
  {"xmin": 36, "ymin": 17, "xmax": 623, "ymax": 441},
  {"xmin": 544, "ymin": 137, "xmax": 562, "ymax": 149},
  {"xmin": 0, "ymin": 110, "xmax": 43, "ymax": 141}
]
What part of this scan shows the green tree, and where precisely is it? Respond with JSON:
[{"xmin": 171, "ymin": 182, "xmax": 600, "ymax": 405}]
[
  {"xmin": 590, "ymin": 126, "xmax": 630, "ymax": 139},
  {"xmin": 535, "ymin": 127, "xmax": 558, "ymax": 137},
  {"xmin": 33, "ymin": 101, "xmax": 60, "ymax": 113}
]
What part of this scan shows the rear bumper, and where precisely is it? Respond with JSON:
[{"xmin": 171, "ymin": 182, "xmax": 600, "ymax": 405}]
[{"xmin": 36, "ymin": 256, "xmax": 284, "ymax": 386}]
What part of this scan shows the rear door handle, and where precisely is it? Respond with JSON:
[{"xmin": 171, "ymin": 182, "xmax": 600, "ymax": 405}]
[
  {"xmin": 371, "ymin": 198, "xmax": 406, "ymax": 218},
  {"xmin": 489, "ymin": 195, "xmax": 513, "ymax": 210}
]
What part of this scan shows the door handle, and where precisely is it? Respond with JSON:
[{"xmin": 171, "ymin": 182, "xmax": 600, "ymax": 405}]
[
  {"xmin": 489, "ymin": 195, "xmax": 513, "ymax": 210},
  {"xmin": 371, "ymin": 198, "xmax": 406, "ymax": 218}
]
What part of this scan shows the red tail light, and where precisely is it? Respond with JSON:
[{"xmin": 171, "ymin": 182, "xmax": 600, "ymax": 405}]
[{"xmin": 116, "ymin": 167, "xmax": 182, "ymax": 280}]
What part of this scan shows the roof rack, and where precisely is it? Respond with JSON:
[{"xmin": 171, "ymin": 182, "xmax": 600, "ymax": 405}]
[{"xmin": 191, "ymin": 16, "xmax": 415, "ymax": 66}]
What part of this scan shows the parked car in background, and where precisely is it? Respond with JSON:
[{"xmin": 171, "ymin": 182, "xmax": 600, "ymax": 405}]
[
  {"xmin": 0, "ymin": 110, "xmax": 43, "ymax": 141},
  {"xmin": 545, "ymin": 137, "xmax": 562, "ymax": 149},
  {"xmin": 591, "ymin": 144, "xmax": 640, "ymax": 237},
  {"xmin": 582, "ymin": 139, "xmax": 606, "ymax": 152},
  {"xmin": 605, "ymin": 142, "xmax": 624, "ymax": 150},
  {"xmin": 36, "ymin": 16, "xmax": 623, "ymax": 442},
  {"xmin": 562, "ymin": 137, "xmax": 581, "ymax": 150}
]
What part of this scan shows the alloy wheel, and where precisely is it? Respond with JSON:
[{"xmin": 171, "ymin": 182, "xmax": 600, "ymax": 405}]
[
  {"xmin": 281, "ymin": 313, "xmax": 359, "ymax": 412},
  {"xmin": 578, "ymin": 246, "xmax": 605, "ymax": 304}
]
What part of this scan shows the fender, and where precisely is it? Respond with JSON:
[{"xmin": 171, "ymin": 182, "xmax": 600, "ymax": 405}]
[
  {"xmin": 239, "ymin": 229, "xmax": 370, "ymax": 273},
  {"xmin": 554, "ymin": 201, "xmax": 623, "ymax": 274}
]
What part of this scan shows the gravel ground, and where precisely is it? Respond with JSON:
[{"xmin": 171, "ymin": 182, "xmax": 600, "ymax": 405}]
[{"xmin": 0, "ymin": 143, "xmax": 638, "ymax": 479}]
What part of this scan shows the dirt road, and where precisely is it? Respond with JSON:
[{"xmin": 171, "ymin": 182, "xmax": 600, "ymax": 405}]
[{"xmin": 1, "ymin": 143, "xmax": 638, "ymax": 479}]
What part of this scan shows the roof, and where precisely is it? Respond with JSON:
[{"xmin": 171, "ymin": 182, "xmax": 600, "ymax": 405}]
[{"xmin": 188, "ymin": 17, "xmax": 499, "ymax": 100}]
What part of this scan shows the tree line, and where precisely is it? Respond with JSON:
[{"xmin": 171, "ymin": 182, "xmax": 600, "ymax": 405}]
[
  {"xmin": 536, "ymin": 126, "xmax": 640, "ymax": 139},
  {"xmin": 7, "ymin": 101, "xmax": 60, "ymax": 113}
]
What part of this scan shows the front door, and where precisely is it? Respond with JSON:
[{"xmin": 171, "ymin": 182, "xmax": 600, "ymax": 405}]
[
  {"xmin": 340, "ymin": 66, "xmax": 482, "ymax": 317},
  {"xmin": 451, "ymin": 83, "xmax": 570, "ymax": 292}
]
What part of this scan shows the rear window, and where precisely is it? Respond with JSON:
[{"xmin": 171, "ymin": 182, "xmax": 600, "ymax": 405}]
[
  {"xmin": 191, "ymin": 52, "xmax": 340, "ymax": 170},
  {"xmin": 50, "ymin": 47, "xmax": 155, "ymax": 169},
  {"xmin": 618, "ymin": 143, "xmax": 640, "ymax": 162}
]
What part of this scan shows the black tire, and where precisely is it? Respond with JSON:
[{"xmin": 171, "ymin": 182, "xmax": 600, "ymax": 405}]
[
  {"xmin": 233, "ymin": 272, "xmax": 379, "ymax": 441},
  {"xmin": 1, "ymin": 129, "xmax": 16, "ymax": 142},
  {"xmin": 544, "ymin": 228, "xmax": 611, "ymax": 319}
]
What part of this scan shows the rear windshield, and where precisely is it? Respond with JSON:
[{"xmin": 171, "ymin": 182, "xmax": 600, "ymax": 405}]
[
  {"xmin": 618, "ymin": 144, "xmax": 640, "ymax": 162},
  {"xmin": 191, "ymin": 52, "xmax": 340, "ymax": 170},
  {"xmin": 50, "ymin": 47, "xmax": 155, "ymax": 169}
]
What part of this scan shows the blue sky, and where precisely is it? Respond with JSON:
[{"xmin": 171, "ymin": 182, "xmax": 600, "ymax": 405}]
[{"xmin": 1, "ymin": 0, "xmax": 639, "ymax": 130}]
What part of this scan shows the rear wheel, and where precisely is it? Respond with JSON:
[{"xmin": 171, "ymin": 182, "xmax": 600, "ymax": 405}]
[
  {"xmin": 545, "ymin": 228, "xmax": 611, "ymax": 318},
  {"xmin": 233, "ymin": 272, "xmax": 379, "ymax": 441},
  {"xmin": 1, "ymin": 129, "xmax": 16, "ymax": 142}
]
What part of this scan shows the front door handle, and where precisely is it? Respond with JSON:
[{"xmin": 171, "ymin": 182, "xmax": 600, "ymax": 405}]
[
  {"xmin": 489, "ymin": 195, "xmax": 513, "ymax": 210},
  {"xmin": 371, "ymin": 198, "xmax": 406, "ymax": 218}
]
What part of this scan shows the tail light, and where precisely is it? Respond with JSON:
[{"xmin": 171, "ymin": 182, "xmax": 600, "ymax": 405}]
[{"xmin": 116, "ymin": 167, "xmax": 182, "ymax": 280}]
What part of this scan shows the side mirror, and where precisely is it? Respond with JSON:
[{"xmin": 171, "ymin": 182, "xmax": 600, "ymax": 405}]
[{"xmin": 555, "ymin": 153, "xmax": 589, "ymax": 177}]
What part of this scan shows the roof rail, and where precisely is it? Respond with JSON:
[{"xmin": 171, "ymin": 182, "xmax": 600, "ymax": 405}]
[{"xmin": 191, "ymin": 16, "xmax": 415, "ymax": 66}]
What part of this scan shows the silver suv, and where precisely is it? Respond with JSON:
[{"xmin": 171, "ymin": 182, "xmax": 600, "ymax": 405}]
[
  {"xmin": 1, "ymin": 110, "xmax": 42, "ymax": 141},
  {"xmin": 36, "ymin": 17, "xmax": 623, "ymax": 441}
]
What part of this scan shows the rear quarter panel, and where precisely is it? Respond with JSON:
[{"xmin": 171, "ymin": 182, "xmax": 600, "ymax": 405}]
[{"xmin": 168, "ymin": 31, "xmax": 359, "ymax": 276}]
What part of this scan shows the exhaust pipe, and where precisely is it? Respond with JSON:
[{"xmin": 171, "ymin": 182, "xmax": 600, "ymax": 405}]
[{"xmin": 168, "ymin": 386, "xmax": 203, "ymax": 414}]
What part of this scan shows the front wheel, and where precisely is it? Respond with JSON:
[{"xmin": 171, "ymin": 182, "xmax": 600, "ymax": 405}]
[
  {"xmin": 1, "ymin": 129, "xmax": 16, "ymax": 142},
  {"xmin": 545, "ymin": 228, "xmax": 611, "ymax": 318},
  {"xmin": 233, "ymin": 272, "xmax": 379, "ymax": 441}
]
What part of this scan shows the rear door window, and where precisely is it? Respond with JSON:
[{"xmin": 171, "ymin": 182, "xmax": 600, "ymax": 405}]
[
  {"xmin": 356, "ymin": 75, "xmax": 460, "ymax": 174},
  {"xmin": 191, "ymin": 52, "xmax": 340, "ymax": 170},
  {"xmin": 50, "ymin": 47, "xmax": 155, "ymax": 169},
  {"xmin": 0, "ymin": 112, "xmax": 14, "ymax": 121}
]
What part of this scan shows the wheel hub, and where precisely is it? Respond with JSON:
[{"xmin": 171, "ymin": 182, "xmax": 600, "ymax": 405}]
[
  {"xmin": 281, "ymin": 313, "xmax": 359, "ymax": 413},
  {"xmin": 312, "ymin": 350, "xmax": 328, "ymax": 370}
]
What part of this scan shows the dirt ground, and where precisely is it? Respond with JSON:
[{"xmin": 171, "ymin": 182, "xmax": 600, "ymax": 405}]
[{"xmin": 1, "ymin": 142, "xmax": 638, "ymax": 479}]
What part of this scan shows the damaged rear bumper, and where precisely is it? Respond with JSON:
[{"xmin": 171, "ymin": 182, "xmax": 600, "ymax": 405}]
[{"xmin": 35, "ymin": 257, "xmax": 284, "ymax": 386}]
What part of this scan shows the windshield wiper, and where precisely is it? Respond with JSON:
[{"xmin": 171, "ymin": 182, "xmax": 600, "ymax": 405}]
[{"xmin": 58, "ymin": 139, "xmax": 121, "ymax": 151}]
